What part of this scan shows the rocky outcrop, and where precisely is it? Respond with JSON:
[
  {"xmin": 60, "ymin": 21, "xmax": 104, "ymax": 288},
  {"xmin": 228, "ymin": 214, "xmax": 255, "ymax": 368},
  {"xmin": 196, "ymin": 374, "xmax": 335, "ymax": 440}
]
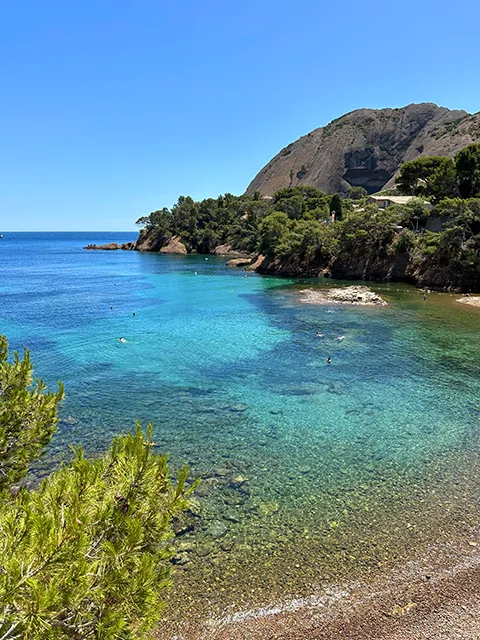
[
  {"xmin": 330, "ymin": 254, "xmax": 410, "ymax": 282},
  {"xmin": 134, "ymin": 230, "xmax": 187, "ymax": 254},
  {"xmin": 298, "ymin": 286, "xmax": 387, "ymax": 306},
  {"xmin": 246, "ymin": 103, "xmax": 480, "ymax": 196},
  {"xmin": 135, "ymin": 228, "xmax": 168, "ymax": 252},
  {"xmin": 84, "ymin": 242, "xmax": 135, "ymax": 250},
  {"xmin": 214, "ymin": 244, "xmax": 251, "ymax": 258},
  {"xmin": 226, "ymin": 257, "xmax": 252, "ymax": 267},
  {"xmin": 159, "ymin": 235, "xmax": 187, "ymax": 255}
]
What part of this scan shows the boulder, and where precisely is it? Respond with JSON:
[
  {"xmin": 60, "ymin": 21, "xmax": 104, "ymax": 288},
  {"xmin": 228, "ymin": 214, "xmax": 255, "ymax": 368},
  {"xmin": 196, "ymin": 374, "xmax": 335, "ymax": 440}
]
[
  {"xmin": 226, "ymin": 257, "xmax": 252, "ymax": 267},
  {"xmin": 246, "ymin": 254, "xmax": 265, "ymax": 271},
  {"xmin": 159, "ymin": 235, "xmax": 187, "ymax": 255}
]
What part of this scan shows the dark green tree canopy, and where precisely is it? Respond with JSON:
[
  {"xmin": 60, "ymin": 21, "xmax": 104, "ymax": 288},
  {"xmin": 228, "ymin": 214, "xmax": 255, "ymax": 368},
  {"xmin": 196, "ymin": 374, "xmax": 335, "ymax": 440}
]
[
  {"xmin": 455, "ymin": 143, "xmax": 480, "ymax": 199},
  {"xmin": 0, "ymin": 336, "xmax": 64, "ymax": 493},
  {"xmin": 395, "ymin": 156, "xmax": 458, "ymax": 201}
]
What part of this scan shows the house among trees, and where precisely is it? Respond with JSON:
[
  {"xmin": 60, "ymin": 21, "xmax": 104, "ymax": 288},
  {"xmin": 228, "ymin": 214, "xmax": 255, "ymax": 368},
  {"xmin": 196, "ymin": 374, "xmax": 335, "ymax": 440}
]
[{"xmin": 368, "ymin": 195, "xmax": 433, "ymax": 210}]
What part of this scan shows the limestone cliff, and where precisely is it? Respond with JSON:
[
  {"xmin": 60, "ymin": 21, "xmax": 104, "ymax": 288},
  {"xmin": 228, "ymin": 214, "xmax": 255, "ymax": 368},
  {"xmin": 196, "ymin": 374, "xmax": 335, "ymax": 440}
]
[{"xmin": 246, "ymin": 103, "xmax": 480, "ymax": 196}]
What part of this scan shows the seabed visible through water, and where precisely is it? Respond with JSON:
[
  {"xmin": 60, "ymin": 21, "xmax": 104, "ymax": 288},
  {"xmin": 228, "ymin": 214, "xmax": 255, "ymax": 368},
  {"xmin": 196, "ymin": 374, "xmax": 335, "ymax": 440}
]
[{"xmin": 1, "ymin": 233, "xmax": 479, "ymax": 636}]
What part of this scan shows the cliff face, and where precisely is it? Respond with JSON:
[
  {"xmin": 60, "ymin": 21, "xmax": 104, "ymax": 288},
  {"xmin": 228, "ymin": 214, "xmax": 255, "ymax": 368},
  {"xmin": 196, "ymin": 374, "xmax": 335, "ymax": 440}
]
[{"xmin": 246, "ymin": 103, "xmax": 480, "ymax": 196}]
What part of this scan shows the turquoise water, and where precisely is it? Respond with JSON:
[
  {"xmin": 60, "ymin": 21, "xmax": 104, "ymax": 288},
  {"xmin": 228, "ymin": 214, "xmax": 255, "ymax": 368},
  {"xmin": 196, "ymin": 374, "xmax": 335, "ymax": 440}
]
[{"xmin": 2, "ymin": 232, "xmax": 480, "ymax": 619}]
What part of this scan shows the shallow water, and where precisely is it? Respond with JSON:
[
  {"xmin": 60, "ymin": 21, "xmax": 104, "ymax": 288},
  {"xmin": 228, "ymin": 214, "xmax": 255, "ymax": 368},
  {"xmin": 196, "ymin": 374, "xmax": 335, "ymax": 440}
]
[{"xmin": 1, "ymin": 232, "xmax": 480, "ymax": 624}]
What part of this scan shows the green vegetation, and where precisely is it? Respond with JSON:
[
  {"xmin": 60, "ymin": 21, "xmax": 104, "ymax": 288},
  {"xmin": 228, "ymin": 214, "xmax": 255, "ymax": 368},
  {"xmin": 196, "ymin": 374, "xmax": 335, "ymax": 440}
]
[
  {"xmin": 0, "ymin": 336, "xmax": 194, "ymax": 639},
  {"xmin": 136, "ymin": 145, "xmax": 480, "ymax": 290},
  {"xmin": 395, "ymin": 143, "xmax": 480, "ymax": 202}
]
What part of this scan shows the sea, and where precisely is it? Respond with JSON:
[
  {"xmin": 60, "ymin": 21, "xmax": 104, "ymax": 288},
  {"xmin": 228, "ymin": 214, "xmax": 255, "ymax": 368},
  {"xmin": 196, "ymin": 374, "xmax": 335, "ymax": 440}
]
[{"xmin": 1, "ymin": 232, "xmax": 480, "ymax": 623}]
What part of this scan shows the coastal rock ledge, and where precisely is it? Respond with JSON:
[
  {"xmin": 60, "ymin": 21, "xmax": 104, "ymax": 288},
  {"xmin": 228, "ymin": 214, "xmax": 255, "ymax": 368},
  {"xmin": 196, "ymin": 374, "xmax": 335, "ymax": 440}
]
[
  {"xmin": 299, "ymin": 285, "xmax": 387, "ymax": 306},
  {"xmin": 84, "ymin": 242, "xmax": 135, "ymax": 250}
]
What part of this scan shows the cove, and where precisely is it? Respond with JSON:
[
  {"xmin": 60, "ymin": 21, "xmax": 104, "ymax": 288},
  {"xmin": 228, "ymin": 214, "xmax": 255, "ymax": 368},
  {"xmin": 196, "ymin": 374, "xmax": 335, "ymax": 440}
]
[{"xmin": 1, "ymin": 232, "xmax": 480, "ymax": 633}]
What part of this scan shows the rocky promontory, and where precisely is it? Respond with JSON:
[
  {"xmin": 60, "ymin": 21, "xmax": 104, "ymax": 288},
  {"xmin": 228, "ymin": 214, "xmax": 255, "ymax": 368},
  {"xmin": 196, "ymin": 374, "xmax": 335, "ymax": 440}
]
[
  {"xmin": 298, "ymin": 285, "xmax": 387, "ymax": 306},
  {"xmin": 84, "ymin": 242, "xmax": 135, "ymax": 250}
]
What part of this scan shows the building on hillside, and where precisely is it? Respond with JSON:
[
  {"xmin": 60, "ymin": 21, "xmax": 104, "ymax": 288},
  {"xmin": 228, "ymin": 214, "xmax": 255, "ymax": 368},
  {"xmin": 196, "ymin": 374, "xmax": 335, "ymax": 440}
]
[{"xmin": 367, "ymin": 195, "xmax": 433, "ymax": 211}]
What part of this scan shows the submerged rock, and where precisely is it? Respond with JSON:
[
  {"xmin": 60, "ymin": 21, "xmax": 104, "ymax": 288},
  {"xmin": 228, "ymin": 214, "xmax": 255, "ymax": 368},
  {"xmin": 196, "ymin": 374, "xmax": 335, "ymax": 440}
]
[
  {"xmin": 187, "ymin": 497, "xmax": 203, "ymax": 517},
  {"xmin": 171, "ymin": 551, "xmax": 190, "ymax": 565},
  {"xmin": 196, "ymin": 543, "xmax": 214, "ymax": 557},
  {"xmin": 229, "ymin": 475, "xmax": 248, "ymax": 489},
  {"xmin": 207, "ymin": 520, "xmax": 228, "ymax": 539},
  {"xmin": 172, "ymin": 514, "xmax": 196, "ymax": 536},
  {"xmin": 220, "ymin": 540, "xmax": 235, "ymax": 552},
  {"xmin": 214, "ymin": 467, "xmax": 230, "ymax": 477},
  {"xmin": 256, "ymin": 501, "xmax": 279, "ymax": 517}
]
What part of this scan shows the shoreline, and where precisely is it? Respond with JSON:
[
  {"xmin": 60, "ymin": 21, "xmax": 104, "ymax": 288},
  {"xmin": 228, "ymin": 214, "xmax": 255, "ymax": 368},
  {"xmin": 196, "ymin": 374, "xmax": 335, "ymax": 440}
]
[{"xmin": 157, "ymin": 535, "xmax": 480, "ymax": 639}]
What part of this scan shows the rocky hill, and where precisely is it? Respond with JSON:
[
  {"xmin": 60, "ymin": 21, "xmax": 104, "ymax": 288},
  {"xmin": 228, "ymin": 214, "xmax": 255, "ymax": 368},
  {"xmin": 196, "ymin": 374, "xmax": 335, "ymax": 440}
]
[{"xmin": 246, "ymin": 103, "xmax": 480, "ymax": 196}]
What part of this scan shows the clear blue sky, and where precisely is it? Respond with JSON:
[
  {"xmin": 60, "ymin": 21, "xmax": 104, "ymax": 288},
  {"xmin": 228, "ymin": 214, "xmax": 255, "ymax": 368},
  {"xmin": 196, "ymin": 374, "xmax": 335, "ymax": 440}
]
[{"xmin": 1, "ymin": 0, "xmax": 479, "ymax": 231}]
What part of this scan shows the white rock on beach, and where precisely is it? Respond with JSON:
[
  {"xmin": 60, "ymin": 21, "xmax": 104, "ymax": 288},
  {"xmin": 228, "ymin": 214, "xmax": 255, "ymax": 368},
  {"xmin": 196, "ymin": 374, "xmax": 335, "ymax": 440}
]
[
  {"xmin": 456, "ymin": 296, "xmax": 480, "ymax": 307},
  {"xmin": 299, "ymin": 285, "xmax": 387, "ymax": 306}
]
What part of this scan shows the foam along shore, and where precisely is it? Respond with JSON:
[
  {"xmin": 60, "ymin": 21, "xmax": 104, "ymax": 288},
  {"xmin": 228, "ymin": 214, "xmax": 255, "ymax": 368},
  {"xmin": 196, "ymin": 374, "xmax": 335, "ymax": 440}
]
[
  {"xmin": 298, "ymin": 285, "xmax": 387, "ymax": 306},
  {"xmin": 201, "ymin": 539, "xmax": 480, "ymax": 640},
  {"xmin": 456, "ymin": 296, "xmax": 480, "ymax": 307}
]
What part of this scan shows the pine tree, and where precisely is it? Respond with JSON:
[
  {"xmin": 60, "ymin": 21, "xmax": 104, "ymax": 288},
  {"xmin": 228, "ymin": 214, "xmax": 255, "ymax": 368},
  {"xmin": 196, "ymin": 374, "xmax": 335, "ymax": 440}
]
[
  {"xmin": 0, "ymin": 335, "xmax": 64, "ymax": 493},
  {"xmin": 0, "ymin": 336, "xmax": 195, "ymax": 639}
]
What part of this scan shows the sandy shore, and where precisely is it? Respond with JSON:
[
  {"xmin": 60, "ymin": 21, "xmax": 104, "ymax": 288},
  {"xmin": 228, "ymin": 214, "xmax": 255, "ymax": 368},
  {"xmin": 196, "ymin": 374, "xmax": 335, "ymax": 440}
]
[
  {"xmin": 299, "ymin": 285, "xmax": 387, "ymax": 307},
  {"xmin": 158, "ymin": 537, "xmax": 480, "ymax": 640},
  {"xmin": 456, "ymin": 296, "xmax": 480, "ymax": 308}
]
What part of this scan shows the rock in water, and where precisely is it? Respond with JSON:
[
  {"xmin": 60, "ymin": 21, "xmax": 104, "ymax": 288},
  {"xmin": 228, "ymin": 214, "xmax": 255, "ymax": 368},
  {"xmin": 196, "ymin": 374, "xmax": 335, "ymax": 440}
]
[
  {"xmin": 299, "ymin": 285, "xmax": 387, "ymax": 306},
  {"xmin": 207, "ymin": 521, "xmax": 228, "ymax": 539},
  {"xmin": 257, "ymin": 501, "xmax": 279, "ymax": 517}
]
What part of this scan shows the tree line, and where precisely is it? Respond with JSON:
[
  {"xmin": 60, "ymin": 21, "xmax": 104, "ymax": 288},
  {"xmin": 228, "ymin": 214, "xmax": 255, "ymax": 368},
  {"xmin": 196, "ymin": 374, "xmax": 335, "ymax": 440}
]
[{"xmin": 136, "ymin": 143, "xmax": 480, "ymax": 291}]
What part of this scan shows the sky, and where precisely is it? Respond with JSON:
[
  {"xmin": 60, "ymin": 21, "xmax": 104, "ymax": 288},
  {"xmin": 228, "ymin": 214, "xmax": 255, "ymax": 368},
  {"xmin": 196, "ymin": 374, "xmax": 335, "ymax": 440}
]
[{"xmin": 1, "ymin": 0, "xmax": 480, "ymax": 231}]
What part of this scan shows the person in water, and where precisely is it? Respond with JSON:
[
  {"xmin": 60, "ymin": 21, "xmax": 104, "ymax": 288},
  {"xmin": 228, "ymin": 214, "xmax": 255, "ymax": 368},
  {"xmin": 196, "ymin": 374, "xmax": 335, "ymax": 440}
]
[
  {"xmin": 316, "ymin": 332, "xmax": 324, "ymax": 337},
  {"xmin": 119, "ymin": 337, "xmax": 127, "ymax": 343},
  {"xmin": 326, "ymin": 356, "xmax": 332, "ymax": 364}
]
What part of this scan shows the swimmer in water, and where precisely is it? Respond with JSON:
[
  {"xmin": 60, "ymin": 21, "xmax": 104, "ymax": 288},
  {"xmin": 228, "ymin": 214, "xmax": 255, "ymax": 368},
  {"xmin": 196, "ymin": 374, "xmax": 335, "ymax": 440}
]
[
  {"xmin": 326, "ymin": 357, "xmax": 332, "ymax": 364},
  {"xmin": 316, "ymin": 332, "xmax": 324, "ymax": 337},
  {"xmin": 337, "ymin": 335, "xmax": 344, "ymax": 341},
  {"xmin": 119, "ymin": 337, "xmax": 127, "ymax": 343}
]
